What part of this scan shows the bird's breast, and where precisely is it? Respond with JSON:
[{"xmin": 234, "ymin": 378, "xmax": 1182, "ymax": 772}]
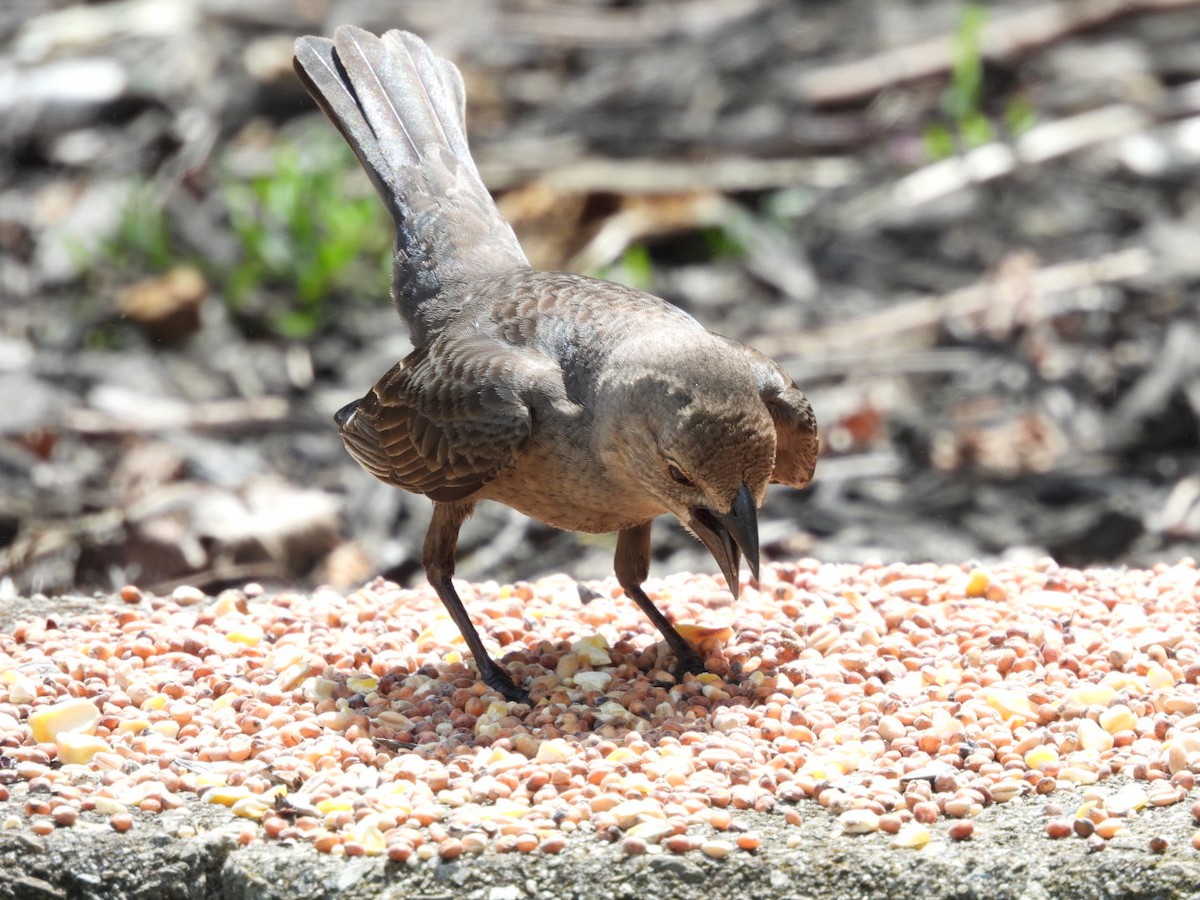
[{"xmin": 477, "ymin": 426, "xmax": 663, "ymax": 534}]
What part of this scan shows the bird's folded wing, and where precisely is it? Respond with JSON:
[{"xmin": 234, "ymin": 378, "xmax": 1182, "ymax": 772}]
[
  {"xmin": 722, "ymin": 339, "xmax": 819, "ymax": 489},
  {"xmin": 339, "ymin": 337, "xmax": 554, "ymax": 502}
]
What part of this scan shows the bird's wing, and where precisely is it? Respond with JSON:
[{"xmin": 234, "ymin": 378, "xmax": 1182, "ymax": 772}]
[
  {"xmin": 337, "ymin": 335, "xmax": 556, "ymax": 502},
  {"xmin": 721, "ymin": 339, "xmax": 819, "ymax": 489}
]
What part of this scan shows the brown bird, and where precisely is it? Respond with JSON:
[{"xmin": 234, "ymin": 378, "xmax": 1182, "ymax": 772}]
[{"xmin": 294, "ymin": 27, "xmax": 818, "ymax": 702}]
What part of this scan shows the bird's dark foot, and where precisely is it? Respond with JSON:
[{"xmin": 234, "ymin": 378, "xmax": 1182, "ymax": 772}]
[
  {"xmin": 480, "ymin": 663, "xmax": 530, "ymax": 704},
  {"xmin": 671, "ymin": 647, "xmax": 709, "ymax": 682}
]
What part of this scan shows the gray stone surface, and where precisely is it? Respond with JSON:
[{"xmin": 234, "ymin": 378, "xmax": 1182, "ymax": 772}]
[{"xmin": 2, "ymin": 782, "xmax": 1199, "ymax": 899}]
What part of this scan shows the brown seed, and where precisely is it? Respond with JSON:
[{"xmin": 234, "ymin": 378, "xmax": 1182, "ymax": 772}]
[
  {"xmin": 109, "ymin": 814, "xmax": 134, "ymax": 833},
  {"xmin": 1045, "ymin": 819, "xmax": 1072, "ymax": 839},
  {"xmin": 313, "ymin": 833, "xmax": 340, "ymax": 854},
  {"xmin": 736, "ymin": 832, "xmax": 761, "ymax": 852},
  {"xmin": 878, "ymin": 814, "xmax": 903, "ymax": 835},
  {"xmin": 51, "ymin": 805, "xmax": 78, "ymax": 827},
  {"xmin": 1095, "ymin": 818, "xmax": 1124, "ymax": 840},
  {"xmin": 664, "ymin": 835, "xmax": 696, "ymax": 853},
  {"xmin": 622, "ymin": 836, "xmax": 648, "ymax": 856},
  {"xmin": 387, "ymin": 841, "xmax": 413, "ymax": 863},
  {"xmin": 1149, "ymin": 836, "xmax": 1169, "ymax": 854},
  {"xmin": 912, "ymin": 801, "xmax": 939, "ymax": 824},
  {"xmin": 438, "ymin": 838, "xmax": 463, "ymax": 860},
  {"xmin": 263, "ymin": 817, "xmax": 287, "ymax": 839},
  {"xmin": 539, "ymin": 836, "xmax": 566, "ymax": 854},
  {"xmin": 947, "ymin": 820, "xmax": 974, "ymax": 841},
  {"xmin": 1191, "ymin": 833, "xmax": 1200, "ymax": 852},
  {"xmin": 784, "ymin": 808, "xmax": 803, "ymax": 828},
  {"xmin": 1073, "ymin": 818, "xmax": 1095, "ymax": 838},
  {"xmin": 1086, "ymin": 835, "xmax": 1107, "ymax": 853}
]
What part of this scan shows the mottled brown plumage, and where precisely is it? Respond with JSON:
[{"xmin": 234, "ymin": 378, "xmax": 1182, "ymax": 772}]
[{"xmin": 295, "ymin": 27, "xmax": 818, "ymax": 701}]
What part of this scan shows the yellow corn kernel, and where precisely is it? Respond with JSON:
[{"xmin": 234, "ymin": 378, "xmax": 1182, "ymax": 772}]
[
  {"xmin": 29, "ymin": 698, "xmax": 101, "ymax": 743},
  {"xmin": 55, "ymin": 732, "xmax": 109, "ymax": 765}
]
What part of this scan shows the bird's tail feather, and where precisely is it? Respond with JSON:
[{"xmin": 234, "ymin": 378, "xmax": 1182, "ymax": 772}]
[{"xmin": 294, "ymin": 27, "xmax": 527, "ymax": 330}]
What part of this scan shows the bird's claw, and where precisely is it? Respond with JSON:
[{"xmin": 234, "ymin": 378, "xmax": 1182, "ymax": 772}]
[
  {"xmin": 483, "ymin": 665, "xmax": 530, "ymax": 704},
  {"xmin": 671, "ymin": 648, "xmax": 708, "ymax": 682}
]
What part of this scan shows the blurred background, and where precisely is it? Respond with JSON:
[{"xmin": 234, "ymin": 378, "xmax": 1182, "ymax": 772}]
[{"xmin": 3, "ymin": 0, "xmax": 1200, "ymax": 598}]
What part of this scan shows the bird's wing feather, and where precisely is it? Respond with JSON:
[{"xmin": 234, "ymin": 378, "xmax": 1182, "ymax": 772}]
[
  {"xmin": 720, "ymin": 339, "xmax": 819, "ymax": 489},
  {"xmin": 338, "ymin": 335, "xmax": 555, "ymax": 502}
]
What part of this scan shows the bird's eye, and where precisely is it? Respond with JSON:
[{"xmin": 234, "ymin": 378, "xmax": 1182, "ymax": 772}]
[{"xmin": 667, "ymin": 464, "xmax": 694, "ymax": 487}]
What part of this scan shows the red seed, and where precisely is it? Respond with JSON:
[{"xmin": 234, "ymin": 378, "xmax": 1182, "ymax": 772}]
[
  {"xmin": 622, "ymin": 836, "xmax": 648, "ymax": 856},
  {"xmin": 51, "ymin": 806, "xmax": 78, "ymax": 827},
  {"xmin": 109, "ymin": 814, "xmax": 134, "ymax": 833},
  {"xmin": 912, "ymin": 801, "xmax": 939, "ymax": 824},
  {"xmin": 664, "ymin": 835, "xmax": 696, "ymax": 853},
  {"xmin": 1045, "ymin": 819, "xmax": 1071, "ymax": 839},
  {"xmin": 736, "ymin": 832, "xmax": 761, "ymax": 852},
  {"xmin": 947, "ymin": 820, "xmax": 974, "ymax": 841}
]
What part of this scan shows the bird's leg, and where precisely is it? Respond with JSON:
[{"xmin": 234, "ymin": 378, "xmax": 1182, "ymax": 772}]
[
  {"xmin": 614, "ymin": 523, "xmax": 707, "ymax": 679},
  {"xmin": 424, "ymin": 501, "xmax": 528, "ymax": 703}
]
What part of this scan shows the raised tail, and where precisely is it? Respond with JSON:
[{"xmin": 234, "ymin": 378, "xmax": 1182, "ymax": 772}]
[{"xmin": 293, "ymin": 27, "xmax": 527, "ymax": 336}]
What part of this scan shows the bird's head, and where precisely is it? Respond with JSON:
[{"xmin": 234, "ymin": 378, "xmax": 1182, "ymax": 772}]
[{"xmin": 600, "ymin": 341, "xmax": 777, "ymax": 595}]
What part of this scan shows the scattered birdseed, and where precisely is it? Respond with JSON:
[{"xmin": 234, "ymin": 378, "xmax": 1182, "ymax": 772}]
[{"xmin": 2, "ymin": 559, "xmax": 1200, "ymax": 858}]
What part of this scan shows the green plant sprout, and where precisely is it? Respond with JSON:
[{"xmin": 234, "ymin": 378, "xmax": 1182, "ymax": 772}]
[
  {"xmin": 924, "ymin": 2, "xmax": 1036, "ymax": 161},
  {"xmin": 223, "ymin": 136, "xmax": 390, "ymax": 339}
]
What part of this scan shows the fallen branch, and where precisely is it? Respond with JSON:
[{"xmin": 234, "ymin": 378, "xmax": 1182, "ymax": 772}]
[
  {"xmin": 754, "ymin": 246, "xmax": 1154, "ymax": 360},
  {"xmin": 64, "ymin": 395, "xmax": 289, "ymax": 435},
  {"xmin": 800, "ymin": 0, "xmax": 1200, "ymax": 106}
]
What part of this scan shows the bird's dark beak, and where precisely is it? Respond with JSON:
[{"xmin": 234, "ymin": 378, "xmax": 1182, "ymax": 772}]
[{"xmin": 687, "ymin": 483, "xmax": 760, "ymax": 596}]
